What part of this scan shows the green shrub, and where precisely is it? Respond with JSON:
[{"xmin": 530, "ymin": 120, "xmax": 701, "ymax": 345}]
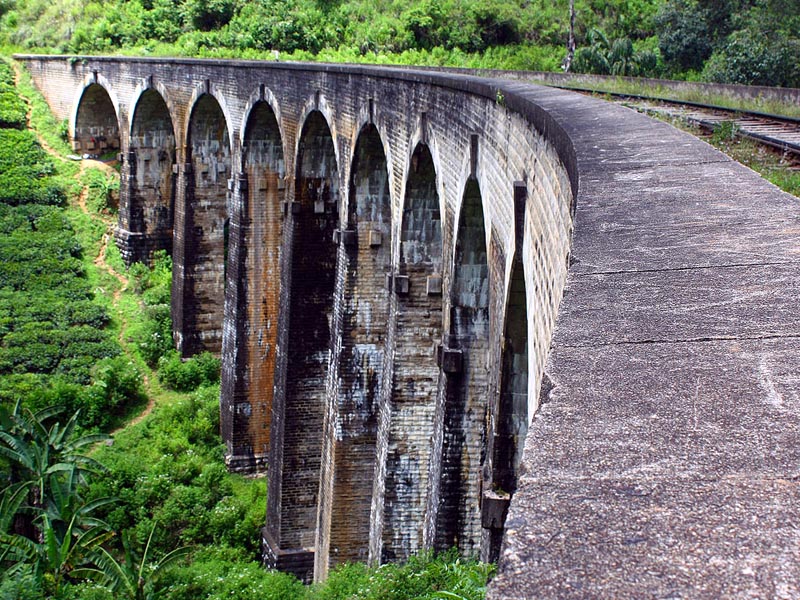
[
  {"xmin": 0, "ymin": 58, "xmax": 26, "ymax": 130},
  {"xmin": 58, "ymin": 583, "xmax": 114, "ymax": 600},
  {"xmin": 205, "ymin": 476, "xmax": 267, "ymax": 552},
  {"xmin": 181, "ymin": 0, "xmax": 237, "ymax": 31},
  {"xmin": 0, "ymin": 565, "xmax": 44, "ymax": 600},
  {"xmin": 82, "ymin": 355, "xmax": 145, "ymax": 429},
  {"xmin": 702, "ymin": 29, "xmax": 800, "ymax": 87},
  {"xmin": 130, "ymin": 250, "xmax": 172, "ymax": 303},
  {"xmin": 130, "ymin": 302, "xmax": 173, "ymax": 367},
  {"xmin": 85, "ymin": 384, "xmax": 267, "ymax": 561},
  {"xmin": 80, "ymin": 167, "xmax": 120, "ymax": 213},
  {"xmin": 310, "ymin": 549, "xmax": 495, "ymax": 600},
  {"xmin": 312, "ymin": 562, "xmax": 371, "ymax": 600},
  {"xmin": 0, "ymin": 201, "xmax": 122, "ymax": 430},
  {"xmin": 0, "ymin": 89, "xmax": 27, "ymax": 129},
  {"xmin": 223, "ymin": 0, "xmax": 334, "ymax": 54},
  {"xmin": 158, "ymin": 350, "xmax": 220, "ymax": 392},
  {"xmin": 0, "ymin": 129, "xmax": 63, "ymax": 205},
  {"xmin": 156, "ymin": 547, "xmax": 305, "ymax": 600},
  {"xmin": 0, "ymin": 171, "xmax": 65, "ymax": 205},
  {"xmin": 655, "ymin": 0, "xmax": 713, "ymax": 72}
]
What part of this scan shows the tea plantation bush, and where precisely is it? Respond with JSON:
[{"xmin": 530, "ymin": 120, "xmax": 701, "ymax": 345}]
[
  {"xmin": 0, "ymin": 60, "xmax": 25, "ymax": 129},
  {"xmin": 0, "ymin": 59, "xmax": 139, "ymax": 431}
]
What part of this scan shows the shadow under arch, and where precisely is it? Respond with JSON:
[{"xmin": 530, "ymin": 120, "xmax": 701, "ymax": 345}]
[
  {"xmin": 488, "ymin": 253, "xmax": 528, "ymax": 560},
  {"xmin": 123, "ymin": 88, "xmax": 176, "ymax": 264},
  {"xmin": 435, "ymin": 177, "xmax": 489, "ymax": 555},
  {"xmin": 178, "ymin": 92, "xmax": 232, "ymax": 356},
  {"xmin": 73, "ymin": 83, "xmax": 120, "ymax": 156},
  {"xmin": 265, "ymin": 108, "xmax": 338, "ymax": 583},
  {"xmin": 220, "ymin": 99, "xmax": 285, "ymax": 473},
  {"xmin": 316, "ymin": 122, "xmax": 393, "ymax": 577},
  {"xmin": 378, "ymin": 141, "xmax": 444, "ymax": 563}
]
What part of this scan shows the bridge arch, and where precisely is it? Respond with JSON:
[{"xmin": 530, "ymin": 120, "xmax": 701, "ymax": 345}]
[
  {"xmin": 124, "ymin": 86, "xmax": 177, "ymax": 263},
  {"xmin": 220, "ymin": 96, "xmax": 286, "ymax": 472},
  {"xmin": 177, "ymin": 90, "xmax": 232, "ymax": 356},
  {"xmin": 292, "ymin": 93, "xmax": 340, "ymax": 193},
  {"xmin": 489, "ymin": 250, "xmax": 528, "ymax": 557},
  {"xmin": 373, "ymin": 140, "xmax": 444, "ymax": 563},
  {"xmin": 183, "ymin": 81, "xmax": 235, "ymax": 155},
  {"xmin": 435, "ymin": 176, "xmax": 490, "ymax": 555},
  {"xmin": 71, "ymin": 74, "xmax": 121, "ymax": 156},
  {"xmin": 126, "ymin": 78, "xmax": 178, "ymax": 138},
  {"xmin": 266, "ymin": 107, "xmax": 340, "ymax": 573},
  {"xmin": 316, "ymin": 122, "xmax": 394, "ymax": 576},
  {"xmin": 344, "ymin": 103, "xmax": 395, "ymax": 220},
  {"xmin": 398, "ymin": 118, "xmax": 446, "ymax": 252},
  {"xmin": 239, "ymin": 86, "xmax": 285, "ymax": 169}
]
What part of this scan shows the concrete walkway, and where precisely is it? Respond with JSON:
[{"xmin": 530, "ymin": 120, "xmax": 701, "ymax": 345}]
[{"xmin": 488, "ymin": 85, "xmax": 800, "ymax": 598}]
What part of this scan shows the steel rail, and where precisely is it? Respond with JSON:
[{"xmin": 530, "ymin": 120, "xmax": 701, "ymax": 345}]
[{"xmin": 556, "ymin": 85, "xmax": 800, "ymax": 156}]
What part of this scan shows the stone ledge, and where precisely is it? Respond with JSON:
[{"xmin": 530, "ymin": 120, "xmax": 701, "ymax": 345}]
[
  {"xmin": 261, "ymin": 528, "xmax": 315, "ymax": 584},
  {"xmin": 489, "ymin": 80, "xmax": 800, "ymax": 599}
]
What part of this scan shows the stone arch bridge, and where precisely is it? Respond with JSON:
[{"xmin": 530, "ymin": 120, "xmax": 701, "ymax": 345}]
[{"xmin": 18, "ymin": 55, "xmax": 800, "ymax": 598}]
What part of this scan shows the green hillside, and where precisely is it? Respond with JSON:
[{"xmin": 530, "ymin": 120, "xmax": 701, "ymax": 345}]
[{"xmin": 1, "ymin": 0, "xmax": 798, "ymax": 85}]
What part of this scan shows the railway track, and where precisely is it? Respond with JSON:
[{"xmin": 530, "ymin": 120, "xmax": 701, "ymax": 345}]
[
  {"xmin": 624, "ymin": 98, "xmax": 800, "ymax": 157},
  {"xmin": 562, "ymin": 87, "xmax": 800, "ymax": 158}
]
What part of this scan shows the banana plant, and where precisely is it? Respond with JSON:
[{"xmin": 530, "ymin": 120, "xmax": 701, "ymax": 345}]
[
  {"xmin": 0, "ymin": 401, "xmax": 116, "ymax": 595},
  {"xmin": 1, "ymin": 497, "xmax": 116, "ymax": 597},
  {"xmin": 0, "ymin": 401, "xmax": 108, "ymax": 538},
  {"xmin": 77, "ymin": 522, "xmax": 191, "ymax": 600}
]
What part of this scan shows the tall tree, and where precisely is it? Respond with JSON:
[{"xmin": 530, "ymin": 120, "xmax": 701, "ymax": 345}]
[{"xmin": 563, "ymin": 0, "xmax": 576, "ymax": 71}]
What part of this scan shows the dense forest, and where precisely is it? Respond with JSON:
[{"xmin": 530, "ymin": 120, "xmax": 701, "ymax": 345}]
[{"xmin": 0, "ymin": 0, "xmax": 799, "ymax": 86}]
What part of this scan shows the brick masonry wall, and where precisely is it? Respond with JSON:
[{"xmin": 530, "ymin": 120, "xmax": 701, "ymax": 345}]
[
  {"xmin": 118, "ymin": 89, "xmax": 175, "ymax": 264},
  {"xmin": 315, "ymin": 125, "xmax": 392, "ymax": 576},
  {"xmin": 74, "ymin": 83, "xmax": 119, "ymax": 153},
  {"xmin": 376, "ymin": 143, "xmax": 443, "ymax": 563},
  {"xmin": 222, "ymin": 101, "xmax": 285, "ymax": 472},
  {"xmin": 434, "ymin": 179, "xmax": 490, "ymax": 555},
  {"xmin": 18, "ymin": 55, "xmax": 575, "ymax": 582}
]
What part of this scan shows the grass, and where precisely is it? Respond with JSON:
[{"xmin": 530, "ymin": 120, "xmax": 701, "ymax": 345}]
[{"xmin": 711, "ymin": 133, "xmax": 800, "ymax": 197}]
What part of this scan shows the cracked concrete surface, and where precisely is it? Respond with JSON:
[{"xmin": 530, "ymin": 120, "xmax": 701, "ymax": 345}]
[{"xmin": 488, "ymin": 88, "xmax": 800, "ymax": 598}]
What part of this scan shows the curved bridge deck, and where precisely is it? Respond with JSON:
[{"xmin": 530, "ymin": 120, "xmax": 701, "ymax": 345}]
[
  {"xmin": 489, "ymin": 81, "xmax": 800, "ymax": 598},
  {"xmin": 16, "ymin": 56, "xmax": 800, "ymax": 597}
]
